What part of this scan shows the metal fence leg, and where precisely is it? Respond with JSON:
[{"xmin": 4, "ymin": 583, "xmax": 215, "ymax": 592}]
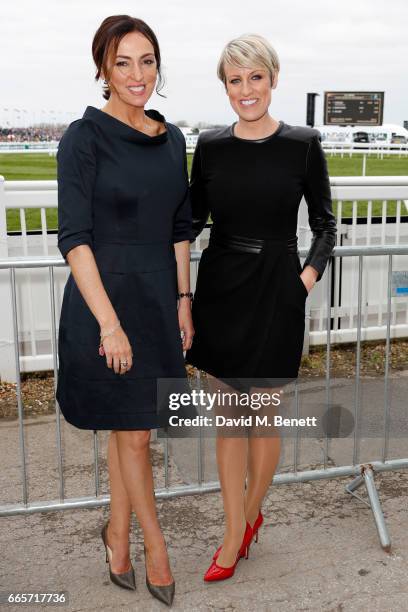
[
  {"xmin": 345, "ymin": 464, "xmax": 391, "ymax": 552},
  {"xmin": 363, "ymin": 466, "xmax": 391, "ymax": 552},
  {"xmin": 345, "ymin": 474, "xmax": 365, "ymax": 494}
]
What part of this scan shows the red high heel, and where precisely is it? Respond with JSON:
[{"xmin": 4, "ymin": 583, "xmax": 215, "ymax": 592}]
[
  {"xmin": 252, "ymin": 510, "xmax": 264, "ymax": 544},
  {"xmin": 204, "ymin": 523, "xmax": 252, "ymax": 582},
  {"xmin": 213, "ymin": 511, "xmax": 264, "ymax": 560}
]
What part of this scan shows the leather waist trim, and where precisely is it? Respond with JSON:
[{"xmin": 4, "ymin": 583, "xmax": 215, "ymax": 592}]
[{"xmin": 209, "ymin": 230, "xmax": 298, "ymax": 254}]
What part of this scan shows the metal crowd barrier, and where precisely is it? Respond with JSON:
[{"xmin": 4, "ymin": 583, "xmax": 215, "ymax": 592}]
[{"xmin": 0, "ymin": 244, "xmax": 407, "ymax": 553}]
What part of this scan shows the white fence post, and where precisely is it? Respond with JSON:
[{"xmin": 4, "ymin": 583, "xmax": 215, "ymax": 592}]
[{"xmin": 0, "ymin": 176, "xmax": 17, "ymax": 382}]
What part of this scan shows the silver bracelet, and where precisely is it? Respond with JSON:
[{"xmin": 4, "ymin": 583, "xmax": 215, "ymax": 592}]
[{"xmin": 99, "ymin": 321, "xmax": 121, "ymax": 345}]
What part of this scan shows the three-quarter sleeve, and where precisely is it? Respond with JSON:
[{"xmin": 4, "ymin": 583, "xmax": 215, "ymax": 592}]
[
  {"xmin": 57, "ymin": 120, "xmax": 96, "ymax": 261},
  {"xmin": 190, "ymin": 135, "xmax": 210, "ymax": 242},
  {"xmin": 302, "ymin": 132, "xmax": 337, "ymax": 282},
  {"xmin": 172, "ymin": 131, "xmax": 195, "ymax": 243}
]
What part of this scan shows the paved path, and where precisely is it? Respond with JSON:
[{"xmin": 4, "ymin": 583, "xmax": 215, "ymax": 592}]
[
  {"xmin": 1, "ymin": 468, "xmax": 408, "ymax": 611},
  {"xmin": 1, "ymin": 372, "xmax": 408, "ymax": 611}
]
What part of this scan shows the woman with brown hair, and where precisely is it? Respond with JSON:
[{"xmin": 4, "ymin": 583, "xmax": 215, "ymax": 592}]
[
  {"xmin": 185, "ymin": 33, "xmax": 336, "ymax": 582},
  {"xmin": 56, "ymin": 15, "xmax": 194, "ymax": 606}
]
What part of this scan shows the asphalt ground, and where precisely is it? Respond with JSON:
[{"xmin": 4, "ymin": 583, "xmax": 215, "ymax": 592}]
[{"xmin": 1, "ymin": 372, "xmax": 408, "ymax": 611}]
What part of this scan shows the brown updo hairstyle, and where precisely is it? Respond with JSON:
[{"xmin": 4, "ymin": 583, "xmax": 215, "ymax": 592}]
[{"xmin": 92, "ymin": 15, "xmax": 165, "ymax": 100}]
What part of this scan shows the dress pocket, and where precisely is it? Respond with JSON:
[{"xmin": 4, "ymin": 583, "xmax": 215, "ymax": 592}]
[
  {"xmin": 297, "ymin": 271, "xmax": 309, "ymax": 298},
  {"xmin": 290, "ymin": 255, "xmax": 308, "ymax": 299}
]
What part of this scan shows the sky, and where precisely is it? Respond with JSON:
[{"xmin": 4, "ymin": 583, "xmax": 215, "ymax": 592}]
[{"xmin": 1, "ymin": 0, "xmax": 407, "ymax": 128}]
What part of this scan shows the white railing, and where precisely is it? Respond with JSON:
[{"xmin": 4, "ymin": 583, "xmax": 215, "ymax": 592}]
[
  {"xmin": 322, "ymin": 142, "xmax": 408, "ymax": 151},
  {"xmin": 307, "ymin": 177, "xmax": 408, "ymax": 345},
  {"xmin": 0, "ymin": 176, "xmax": 407, "ymax": 380},
  {"xmin": 1, "ymin": 139, "xmax": 408, "ymax": 156},
  {"xmin": 0, "ymin": 141, "xmax": 59, "ymax": 153}
]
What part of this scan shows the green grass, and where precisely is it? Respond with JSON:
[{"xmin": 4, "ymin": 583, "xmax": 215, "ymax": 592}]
[
  {"xmin": 1, "ymin": 152, "xmax": 407, "ymax": 232},
  {"xmin": 7, "ymin": 208, "xmax": 59, "ymax": 232},
  {"xmin": 0, "ymin": 153, "xmax": 57, "ymax": 180},
  {"xmin": 325, "ymin": 152, "xmax": 408, "ymax": 177}
]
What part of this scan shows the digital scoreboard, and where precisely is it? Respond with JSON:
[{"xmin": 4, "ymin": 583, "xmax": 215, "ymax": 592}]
[{"xmin": 324, "ymin": 92, "xmax": 384, "ymax": 126}]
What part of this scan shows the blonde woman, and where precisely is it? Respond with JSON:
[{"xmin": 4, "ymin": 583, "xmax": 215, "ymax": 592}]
[{"xmin": 186, "ymin": 34, "xmax": 336, "ymax": 581}]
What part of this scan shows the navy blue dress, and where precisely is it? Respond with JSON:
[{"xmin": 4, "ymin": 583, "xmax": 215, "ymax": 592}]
[{"xmin": 56, "ymin": 106, "xmax": 194, "ymax": 430}]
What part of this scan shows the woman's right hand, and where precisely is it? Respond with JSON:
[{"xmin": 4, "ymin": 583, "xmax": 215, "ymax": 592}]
[{"xmin": 101, "ymin": 326, "xmax": 133, "ymax": 375}]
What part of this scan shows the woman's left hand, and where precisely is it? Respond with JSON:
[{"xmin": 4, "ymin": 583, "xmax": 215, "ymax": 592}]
[
  {"xmin": 178, "ymin": 300, "xmax": 195, "ymax": 351},
  {"xmin": 300, "ymin": 265, "xmax": 319, "ymax": 294}
]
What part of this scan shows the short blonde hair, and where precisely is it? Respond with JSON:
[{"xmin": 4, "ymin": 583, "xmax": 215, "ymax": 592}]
[{"xmin": 217, "ymin": 33, "xmax": 280, "ymax": 86}]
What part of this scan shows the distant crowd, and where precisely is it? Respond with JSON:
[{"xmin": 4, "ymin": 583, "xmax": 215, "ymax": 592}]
[{"xmin": 0, "ymin": 125, "xmax": 66, "ymax": 143}]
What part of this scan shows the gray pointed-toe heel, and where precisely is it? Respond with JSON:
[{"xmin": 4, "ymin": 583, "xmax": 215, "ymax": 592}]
[
  {"xmin": 101, "ymin": 521, "xmax": 136, "ymax": 591},
  {"xmin": 144, "ymin": 545, "xmax": 175, "ymax": 607}
]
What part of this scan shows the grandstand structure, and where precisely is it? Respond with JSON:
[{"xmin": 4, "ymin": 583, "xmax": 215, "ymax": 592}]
[
  {"xmin": 0, "ymin": 125, "xmax": 66, "ymax": 143},
  {"xmin": 317, "ymin": 123, "xmax": 408, "ymax": 145}
]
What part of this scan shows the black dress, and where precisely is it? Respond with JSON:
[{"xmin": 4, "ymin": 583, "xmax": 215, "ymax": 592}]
[
  {"xmin": 56, "ymin": 106, "xmax": 194, "ymax": 430},
  {"xmin": 185, "ymin": 121, "xmax": 337, "ymax": 391}
]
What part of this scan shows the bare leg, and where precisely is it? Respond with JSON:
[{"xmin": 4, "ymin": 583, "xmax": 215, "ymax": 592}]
[
  {"xmin": 208, "ymin": 375, "xmax": 248, "ymax": 568},
  {"xmin": 216, "ymin": 436, "xmax": 248, "ymax": 567},
  {"xmin": 244, "ymin": 387, "xmax": 282, "ymax": 527},
  {"xmin": 106, "ymin": 431, "xmax": 132, "ymax": 573},
  {"xmin": 245, "ymin": 436, "xmax": 281, "ymax": 527},
  {"xmin": 115, "ymin": 429, "xmax": 173, "ymax": 586}
]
